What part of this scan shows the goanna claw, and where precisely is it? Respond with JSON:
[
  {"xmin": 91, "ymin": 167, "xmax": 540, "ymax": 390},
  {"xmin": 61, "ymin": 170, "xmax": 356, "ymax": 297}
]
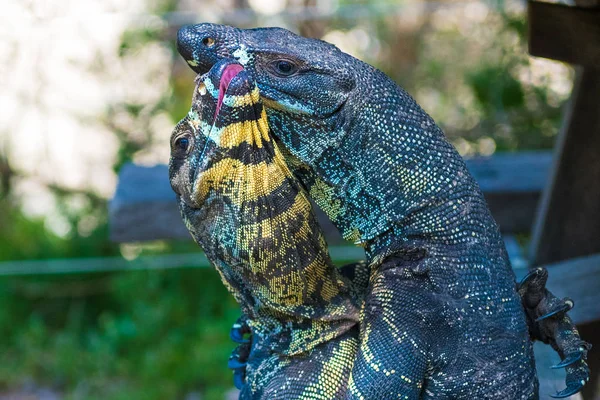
[
  {"xmin": 233, "ymin": 369, "xmax": 245, "ymax": 390},
  {"xmin": 230, "ymin": 317, "xmax": 251, "ymax": 343},
  {"xmin": 230, "ymin": 326, "xmax": 250, "ymax": 343},
  {"xmin": 228, "ymin": 335, "xmax": 251, "ymax": 390},
  {"xmin": 535, "ymin": 299, "xmax": 574, "ymax": 322},
  {"xmin": 228, "ymin": 357, "xmax": 247, "ymax": 370},
  {"xmin": 519, "ymin": 267, "xmax": 545, "ymax": 287},
  {"xmin": 229, "ymin": 350, "xmax": 248, "ymax": 390},
  {"xmin": 517, "ymin": 266, "xmax": 591, "ymax": 397},
  {"xmin": 550, "ymin": 383, "xmax": 584, "ymax": 398},
  {"xmin": 551, "ymin": 353, "xmax": 582, "ymax": 369}
]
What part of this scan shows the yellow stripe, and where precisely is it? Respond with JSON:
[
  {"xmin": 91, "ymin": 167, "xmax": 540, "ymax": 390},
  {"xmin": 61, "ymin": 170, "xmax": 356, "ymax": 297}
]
[
  {"xmin": 252, "ymin": 229, "xmax": 333, "ymax": 306},
  {"xmin": 239, "ymin": 190, "xmax": 311, "ymax": 244},
  {"xmin": 238, "ymin": 191, "xmax": 318, "ymax": 270},
  {"xmin": 299, "ymin": 335, "xmax": 358, "ymax": 398},
  {"xmin": 262, "ymin": 97, "xmax": 289, "ymax": 112},
  {"xmin": 226, "ymin": 86, "xmax": 260, "ymax": 108},
  {"xmin": 194, "ymin": 156, "xmax": 290, "ymax": 205},
  {"xmin": 218, "ymin": 108, "xmax": 270, "ymax": 149}
]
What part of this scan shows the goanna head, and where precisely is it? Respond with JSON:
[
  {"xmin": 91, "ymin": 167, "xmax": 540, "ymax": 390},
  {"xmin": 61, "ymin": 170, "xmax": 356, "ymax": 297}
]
[
  {"xmin": 168, "ymin": 60, "xmax": 359, "ymax": 330},
  {"xmin": 176, "ymin": 24, "xmax": 368, "ymax": 163},
  {"xmin": 170, "ymin": 59, "xmax": 281, "ymax": 255},
  {"xmin": 169, "ymin": 57, "xmax": 324, "ymax": 284}
]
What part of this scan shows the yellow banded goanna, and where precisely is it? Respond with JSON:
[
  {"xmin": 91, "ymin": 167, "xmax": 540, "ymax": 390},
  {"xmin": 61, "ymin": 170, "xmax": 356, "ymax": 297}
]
[{"xmin": 169, "ymin": 59, "xmax": 366, "ymax": 399}]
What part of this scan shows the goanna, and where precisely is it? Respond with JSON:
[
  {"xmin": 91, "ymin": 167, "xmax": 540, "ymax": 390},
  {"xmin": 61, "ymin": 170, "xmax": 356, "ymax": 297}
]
[
  {"xmin": 169, "ymin": 59, "xmax": 368, "ymax": 399},
  {"xmin": 176, "ymin": 24, "xmax": 590, "ymax": 399}
]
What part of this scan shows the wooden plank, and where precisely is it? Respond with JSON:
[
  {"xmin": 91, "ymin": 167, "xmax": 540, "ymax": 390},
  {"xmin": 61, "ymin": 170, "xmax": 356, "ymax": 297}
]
[
  {"xmin": 528, "ymin": 1, "xmax": 600, "ymax": 67},
  {"xmin": 529, "ymin": 0, "xmax": 600, "ymax": 65},
  {"xmin": 109, "ymin": 152, "xmax": 551, "ymax": 242},
  {"xmin": 109, "ymin": 164, "xmax": 190, "ymax": 242},
  {"xmin": 530, "ymin": 68, "xmax": 600, "ymax": 266},
  {"xmin": 528, "ymin": 67, "xmax": 600, "ymax": 400},
  {"xmin": 469, "ymin": 152, "xmax": 552, "ymax": 234},
  {"xmin": 468, "ymin": 152, "xmax": 551, "ymax": 193},
  {"xmin": 503, "ymin": 235, "xmax": 528, "ymax": 270},
  {"xmin": 575, "ymin": 0, "xmax": 600, "ymax": 7}
]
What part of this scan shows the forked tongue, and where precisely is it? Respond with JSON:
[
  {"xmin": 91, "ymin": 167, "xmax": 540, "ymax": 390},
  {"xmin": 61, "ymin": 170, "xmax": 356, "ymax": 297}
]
[{"xmin": 215, "ymin": 63, "xmax": 244, "ymax": 120}]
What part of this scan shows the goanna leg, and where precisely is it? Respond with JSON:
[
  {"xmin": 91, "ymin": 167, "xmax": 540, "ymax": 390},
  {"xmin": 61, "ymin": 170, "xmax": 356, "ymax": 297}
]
[
  {"xmin": 227, "ymin": 261, "xmax": 369, "ymax": 390},
  {"xmin": 518, "ymin": 267, "xmax": 592, "ymax": 398},
  {"xmin": 347, "ymin": 255, "xmax": 432, "ymax": 400}
]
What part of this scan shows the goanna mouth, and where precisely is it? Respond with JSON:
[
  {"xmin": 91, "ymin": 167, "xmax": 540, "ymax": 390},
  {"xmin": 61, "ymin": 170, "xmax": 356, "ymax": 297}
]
[{"xmin": 214, "ymin": 63, "xmax": 244, "ymax": 120}]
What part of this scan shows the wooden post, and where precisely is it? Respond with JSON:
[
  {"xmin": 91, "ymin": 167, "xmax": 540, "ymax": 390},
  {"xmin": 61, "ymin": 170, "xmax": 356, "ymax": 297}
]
[
  {"xmin": 530, "ymin": 67, "xmax": 600, "ymax": 265},
  {"xmin": 528, "ymin": 2, "xmax": 600, "ymax": 397}
]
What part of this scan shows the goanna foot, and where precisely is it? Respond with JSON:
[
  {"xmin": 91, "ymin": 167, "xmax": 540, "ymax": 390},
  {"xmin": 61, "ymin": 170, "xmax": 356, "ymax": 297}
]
[
  {"xmin": 228, "ymin": 315, "xmax": 251, "ymax": 389},
  {"xmin": 230, "ymin": 314, "xmax": 251, "ymax": 344},
  {"xmin": 550, "ymin": 359, "xmax": 591, "ymax": 398},
  {"xmin": 518, "ymin": 267, "xmax": 592, "ymax": 398},
  {"xmin": 228, "ymin": 341, "xmax": 250, "ymax": 390}
]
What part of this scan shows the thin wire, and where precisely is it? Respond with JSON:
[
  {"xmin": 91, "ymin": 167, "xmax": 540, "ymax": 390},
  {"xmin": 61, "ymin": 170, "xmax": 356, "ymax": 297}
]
[
  {"xmin": 0, "ymin": 247, "xmax": 367, "ymax": 276},
  {"xmin": 0, "ymin": 240, "xmax": 526, "ymax": 276},
  {"xmin": 0, "ymin": 253, "xmax": 209, "ymax": 276}
]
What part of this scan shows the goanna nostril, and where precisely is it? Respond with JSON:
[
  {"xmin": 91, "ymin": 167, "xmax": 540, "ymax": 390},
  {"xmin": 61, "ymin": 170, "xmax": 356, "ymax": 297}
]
[
  {"xmin": 176, "ymin": 25, "xmax": 195, "ymax": 55},
  {"xmin": 176, "ymin": 25, "xmax": 222, "ymax": 74}
]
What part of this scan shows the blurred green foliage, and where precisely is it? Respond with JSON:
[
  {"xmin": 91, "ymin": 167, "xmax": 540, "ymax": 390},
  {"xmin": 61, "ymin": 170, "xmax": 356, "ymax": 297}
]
[
  {"xmin": 0, "ymin": 1, "xmax": 573, "ymax": 399},
  {"xmin": 0, "ymin": 267, "xmax": 239, "ymax": 399}
]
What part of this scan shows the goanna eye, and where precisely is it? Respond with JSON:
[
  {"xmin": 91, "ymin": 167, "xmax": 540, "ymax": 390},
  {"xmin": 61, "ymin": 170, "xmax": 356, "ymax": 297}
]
[
  {"xmin": 172, "ymin": 134, "xmax": 193, "ymax": 158},
  {"xmin": 176, "ymin": 137, "xmax": 189, "ymax": 151},
  {"xmin": 202, "ymin": 37, "xmax": 215, "ymax": 47},
  {"xmin": 274, "ymin": 60, "xmax": 298, "ymax": 76}
]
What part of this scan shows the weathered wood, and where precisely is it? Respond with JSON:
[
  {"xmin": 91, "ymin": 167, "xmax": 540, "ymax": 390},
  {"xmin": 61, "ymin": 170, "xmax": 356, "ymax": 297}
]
[
  {"xmin": 526, "ymin": 65, "xmax": 600, "ymax": 400},
  {"xmin": 528, "ymin": 1, "xmax": 600, "ymax": 67},
  {"xmin": 109, "ymin": 152, "xmax": 552, "ymax": 242},
  {"xmin": 530, "ymin": 68, "xmax": 600, "ymax": 266},
  {"xmin": 469, "ymin": 152, "xmax": 552, "ymax": 234},
  {"xmin": 109, "ymin": 164, "xmax": 190, "ymax": 242},
  {"xmin": 575, "ymin": 0, "xmax": 600, "ymax": 8}
]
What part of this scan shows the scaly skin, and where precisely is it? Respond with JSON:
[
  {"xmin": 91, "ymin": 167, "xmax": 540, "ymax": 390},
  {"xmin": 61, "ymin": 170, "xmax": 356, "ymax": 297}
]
[
  {"xmin": 176, "ymin": 24, "xmax": 590, "ymax": 398},
  {"xmin": 169, "ymin": 59, "xmax": 363, "ymax": 399}
]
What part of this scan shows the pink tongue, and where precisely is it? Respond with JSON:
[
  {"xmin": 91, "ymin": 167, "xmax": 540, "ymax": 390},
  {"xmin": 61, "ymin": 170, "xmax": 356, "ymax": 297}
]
[{"xmin": 215, "ymin": 64, "xmax": 244, "ymax": 120}]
